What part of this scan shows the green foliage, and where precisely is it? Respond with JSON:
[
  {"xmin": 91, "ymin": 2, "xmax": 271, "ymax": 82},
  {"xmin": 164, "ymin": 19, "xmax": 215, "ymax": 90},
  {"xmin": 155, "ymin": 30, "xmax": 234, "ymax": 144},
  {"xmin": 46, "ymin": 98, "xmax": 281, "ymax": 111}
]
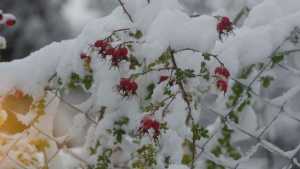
[
  {"xmin": 211, "ymin": 146, "xmax": 222, "ymax": 157},
  {"xmin": 226, "ymin": 82, "xmax": 245, "ymax": 108},
  {"xmin": 129, "ymin": 55, "xmax": 142, "ymax": 69},
  {"xmin": 88, "ymin": 149, "xmax": 112, "ymax": 169},
  {"xmin": 192, "ymin": 123, "xmax": 209, "ymax": 141},
  {"xmin": 129, "ymin": 30, "xmax": 143, "ymax": 39},
  {"xmin": 112, "ymin": 116, "xmax": 129, "ymax": 144},
  {"xmin": 145, "ymin": 83, "xmax": 156, "ymax": 100},
  {"xmin": 175, "ymin": 69, "xmax": 195, "ymax": 81},
  {"xmin": 132, "ymin": 144, "xmax": 157, "ymax": 169},
  {"xmin": 206, "ymin": 160, "xmax": 225, "ymax": 169},
  {"xmin": 200, "ymin": 61, "xmax": 210, "ymax": 80},
  {"xmin": 260, "ymin": 76, "xmax": 274, "ymax": 88},
  {"xmin": 271, "ymin": 52, "xmax": 285, "ymax": 67},
  {"xmin": 148, "ymin": 49, "xmax": 172, "ymax": 69},
  {"xmin": 82, "ymin": 75, "xmax": 93, "ymax": 89},
  {"xmin": 238, "ymin": 64, "xmax": 255, "ymax": 79},
  {"xmin": 181, "ymin": 154, "xmax": 193, "ymax": 165},
  {"xmin": 211, "ymin": 125, "xmax": 241, "ymax": 161},
  {"xmin": 202, "ymin": 52, "xmax": 211, "ymax": 61},
  {"xmin": 89, "ymin": 140, "xmax": 101, "ymax": 155},
  {"xmin": 68, "ymin": 72, "xmax": 94, "ymax": 90}
]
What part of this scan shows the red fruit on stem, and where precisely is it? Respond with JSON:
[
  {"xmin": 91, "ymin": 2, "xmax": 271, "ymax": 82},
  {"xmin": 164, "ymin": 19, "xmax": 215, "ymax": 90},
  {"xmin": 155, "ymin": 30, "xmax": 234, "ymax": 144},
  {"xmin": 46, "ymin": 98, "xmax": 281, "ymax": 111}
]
[
  {"xmin": 159, "ymin": 76, "xmax": 169, "ymax": 83},
  {"xmin": 138, "ymin": 115, "xmax": 160, "ymax": 139},
  {"xmin": 216, "ymin": 79, "xmax": 228, "ymax": 93},
  {"xmin": 217, "ymin": 16, "xmax": 233, "ymax": 33},
  {"xmin": 94, "ymin": 40, "xmax": 109, "ymax": 48},
  {"xmin": 119, "ymin": 47, "xmax": 128, "ymax": 56},
  {"xmin": 6, "ymin": 19, "xmax": 16, "ymax": 27},
  {"xmin": 214, "ymin": 66, "xmax": 230, "ymax": 79},
  {"xmin": 118, "ymin": 78, "xmax": 138, "ymax": 95},
  {"xmin": 104, "ymin": 48, "xmax": 115, "ymax": 56},
  {"xmin": 112, "ymin": 49, "xmax": 122, "ymax": 58}
]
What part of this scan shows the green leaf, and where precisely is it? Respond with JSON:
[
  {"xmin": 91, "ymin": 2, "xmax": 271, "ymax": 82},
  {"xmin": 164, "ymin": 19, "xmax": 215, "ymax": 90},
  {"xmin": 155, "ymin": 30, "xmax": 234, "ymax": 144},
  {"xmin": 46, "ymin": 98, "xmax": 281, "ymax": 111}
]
[
  {"xmin": 260, "ymin": 76, "xmax": 274, "ymax": 88},
  {"xmin": 163, "ymin": 86, "xmax": 172, "ymax": 96},
  {"xmin": 202, "ymin": 53, "xmax": 211, "ymax": 61},
  {"xmin": 82, "ymin": 75, "xmax": 93, "ymax": 89},
  {"xmin": 135, "ymin": 30, "xmax": 143, "ymax": 39},
  {"xmin": 238, "ymin": 64, "xmax": 255, "ymax": 79},
  {"xmin": 129, "ymin": 30, "xmax": 143, "ymax": 39},
  {"xmin": 114, "ymin": 116, "xmax": 129, "ymax": 126},
  {"xmin": 211, "ymin": 146, "xmax": 222, "ymax": 157},
  {"xmin": 181, "ymin": 154, "xmax": 192, "ymax": 165},
  {"xmin": 271, "ymin": 52, "xmax": 285, "ymax": 66},
  {"xmin": 70, "ymin": 72, "xmax": 81, "ymax": 82},
  {"xmin": 175, "ymin": 69, "xmax": 195, "ymax": 81},
  {"xmin": 129, "ymin": 55, "xmax": 141, "ymax": 69},
  {"xmin": 145, "ymin": 83, "xmax": 156, "ymax": 100},
  {"xmin": 192, "ymin": 124, "xmax": 209, "ymax": 141}
]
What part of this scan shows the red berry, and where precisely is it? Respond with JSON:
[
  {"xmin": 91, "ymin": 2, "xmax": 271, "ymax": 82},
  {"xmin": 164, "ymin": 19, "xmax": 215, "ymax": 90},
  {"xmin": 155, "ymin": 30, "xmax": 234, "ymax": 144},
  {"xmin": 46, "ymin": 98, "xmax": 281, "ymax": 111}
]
[
  {"xmin": 214, "ymin": 66, "xmax": 230, "ymax": 79},
  {"xmin": 6, "ymin": 19, "xmax": 16, "ymax": 27},
  {"xmin": 119, "ymin": 47, "xmax": 128, "ymax": 57},
  {"xmin": 130, "ymin": 81, "xmax": 138, "ymax": 92},
  {"xmin": 216, "ymin": 79, "xmax": 228, "ymax": 93},
  {"xmin": 104, "ymin": 48, "xmax": 115, "ymax": 56},
  {"xmin": 217, "ymin": 16, "xmax": 233, "ymax": 33},
  {"xmin": 80, "ymin": 53, "xmax": 88, "ymax": 59},
  {"xmin": 94, "ymin": 40, "xmax": 109, "ymax": 48},
  {"xmin": 118, "ymin": 78, "xmax": 138, "ymax": 95},
  {"xmin": 112, "ymin": 49, "xmax": 122, "ymax": 58},
  {"xmin": 138, "ymin": 115, "xmax": 160, "ymax": 139},
  {"xmin": 159, "ymin": 76, "xmax": 169, "ymax": 83}
]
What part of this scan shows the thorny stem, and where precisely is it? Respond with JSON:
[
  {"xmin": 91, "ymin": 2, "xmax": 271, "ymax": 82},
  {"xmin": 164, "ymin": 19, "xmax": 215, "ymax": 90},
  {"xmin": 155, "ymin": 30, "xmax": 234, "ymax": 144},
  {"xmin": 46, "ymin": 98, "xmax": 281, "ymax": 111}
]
[
  {"xmin": 170, "ymin": 47, "xmax": 194, "ymax": 125},
  {"xmin": 117, "ymin": 0, "xmax": 134, "ymax": 23}
]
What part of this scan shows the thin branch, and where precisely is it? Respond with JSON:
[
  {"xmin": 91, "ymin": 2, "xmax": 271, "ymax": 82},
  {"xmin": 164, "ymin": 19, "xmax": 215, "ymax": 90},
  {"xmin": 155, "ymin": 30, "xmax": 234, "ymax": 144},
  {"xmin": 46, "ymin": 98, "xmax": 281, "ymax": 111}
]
[
  {"xmin": 130, "ymin": 67, "xmax": 175, "ymax": 78},
  {"xmin": 170, "ymin": 48, "xmax": 193, "ymax": 124},
  {"xmin": 117, "ymin": 0, "xmax": 134, "ymax": 23}
]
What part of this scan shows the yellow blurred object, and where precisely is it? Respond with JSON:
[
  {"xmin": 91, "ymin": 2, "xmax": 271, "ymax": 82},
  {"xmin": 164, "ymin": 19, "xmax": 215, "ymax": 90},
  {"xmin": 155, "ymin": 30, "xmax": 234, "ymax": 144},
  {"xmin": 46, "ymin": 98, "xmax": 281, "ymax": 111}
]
[
  {"xmin": 30, "ymin": 138, "xmax": 50, "ymax": 152},
  {"xmin": 0, "ymin": 110, "xmax": 7, "ymax": 126},
  {"xmin": 0, "ymin": 94, "xmax": 33, "ymax": 134}
]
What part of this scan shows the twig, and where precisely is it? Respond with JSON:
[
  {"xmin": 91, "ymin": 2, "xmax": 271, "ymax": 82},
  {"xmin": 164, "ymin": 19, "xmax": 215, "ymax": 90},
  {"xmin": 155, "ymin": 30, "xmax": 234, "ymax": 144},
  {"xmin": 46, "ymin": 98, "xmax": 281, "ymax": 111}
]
[
  {"xmin": 117, "ymin": 0, "xmax": 134, "ymax": 23},
  {"xmin": 170, "ymin": 48, "xmax": 193, "ymax": 124},
  {"xmin": 130, "ymin": 67, "xmax": 175, "ymax": 78}
]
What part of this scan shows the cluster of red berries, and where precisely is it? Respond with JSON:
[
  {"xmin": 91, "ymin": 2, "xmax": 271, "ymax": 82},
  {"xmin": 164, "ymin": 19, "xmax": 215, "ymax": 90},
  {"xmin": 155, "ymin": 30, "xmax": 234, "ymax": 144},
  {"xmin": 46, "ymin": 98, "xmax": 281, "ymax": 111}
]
[
  {"xmin": 117, "ymin": 78, "xmax": 138, "ymax": 96},
  {"xmin": 138, "ymin": 115, "xmax": 160, "ymax": 140},
  {"xmin": 214, "ymin": 65, "xmax": 230, "ymax": 93},
  {"xmin": 94, "ymin": 40, "xmax": 129, "ymax": 67},
  {"xmin": 0, "ymin": 10, "xmax": 16, "ymax": 28},
  {"xmin": 217, "ymin": 16, "xmax": 233, "ymax": 39}
]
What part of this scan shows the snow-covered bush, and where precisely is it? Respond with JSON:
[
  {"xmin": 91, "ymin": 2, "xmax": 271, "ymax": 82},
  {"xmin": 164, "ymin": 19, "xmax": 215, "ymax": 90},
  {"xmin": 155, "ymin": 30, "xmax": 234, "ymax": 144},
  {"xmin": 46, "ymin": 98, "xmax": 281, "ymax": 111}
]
[{"xmin": 1, "ymin": 0, "xmax": 300, "ymax": 169}]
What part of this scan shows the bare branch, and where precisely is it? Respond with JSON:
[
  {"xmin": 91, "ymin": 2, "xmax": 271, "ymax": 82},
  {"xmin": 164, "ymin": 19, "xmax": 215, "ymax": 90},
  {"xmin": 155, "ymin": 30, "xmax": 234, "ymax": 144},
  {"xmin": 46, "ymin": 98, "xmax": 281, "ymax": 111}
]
[{"xmin": 117, "ymin": 0, "xmax": 134, "ymax": 23}]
